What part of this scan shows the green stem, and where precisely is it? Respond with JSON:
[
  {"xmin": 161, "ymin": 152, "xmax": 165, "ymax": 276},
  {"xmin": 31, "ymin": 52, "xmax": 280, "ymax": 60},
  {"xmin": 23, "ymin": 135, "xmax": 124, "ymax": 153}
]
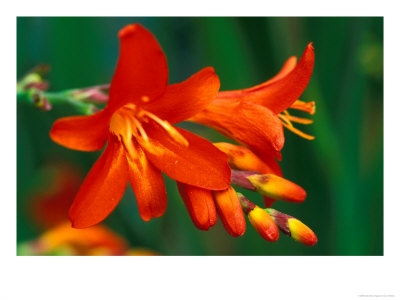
[{"xmin": 17, "ymin": 88, "xmax": 99, "ymax": 115}]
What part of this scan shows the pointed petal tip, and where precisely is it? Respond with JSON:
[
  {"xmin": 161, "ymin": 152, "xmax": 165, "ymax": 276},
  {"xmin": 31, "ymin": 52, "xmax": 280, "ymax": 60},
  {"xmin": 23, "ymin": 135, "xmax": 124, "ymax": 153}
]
[
  {"xmin": 307, "ymin": 42, "xmax": 314, "ymax": 51},
  {"xmin": 118, "ymin": 24, "xmax": 143, "ymax": 38}
]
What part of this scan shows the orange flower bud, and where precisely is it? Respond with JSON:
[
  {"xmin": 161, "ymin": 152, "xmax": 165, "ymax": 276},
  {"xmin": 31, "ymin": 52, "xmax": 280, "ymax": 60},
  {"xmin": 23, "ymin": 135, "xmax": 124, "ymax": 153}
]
[
  {"xmin": 213, "ymin": 187, "xmax": 246, "ymax": 237},
  {"xmin": 248, "ymin": 206, "xmax": 279, "ymax": 242},
  {"xmin": 247, "ymin": 174, "xmax": 306, "ymax": 203},
  {"xmin": 177, "ymin": 182, "xmax": 217, "ymax": 231},
  {"xmin": 237, "ymin": 193, "xmax": 279, "ymax": 242},
  {"xmin": 288, "ymin": 218, "xmax": 318, "ymax": 246},
  {"xmin": 266, "ymin": 208, "xmax": 317, "ymax": 246}
]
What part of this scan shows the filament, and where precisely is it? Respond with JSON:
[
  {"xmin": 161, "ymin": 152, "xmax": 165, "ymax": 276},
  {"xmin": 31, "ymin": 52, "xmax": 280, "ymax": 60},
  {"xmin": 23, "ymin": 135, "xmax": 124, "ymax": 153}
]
[{"xmin": 278, "ymin": 112, "xmax": 315, "ymax": 140}]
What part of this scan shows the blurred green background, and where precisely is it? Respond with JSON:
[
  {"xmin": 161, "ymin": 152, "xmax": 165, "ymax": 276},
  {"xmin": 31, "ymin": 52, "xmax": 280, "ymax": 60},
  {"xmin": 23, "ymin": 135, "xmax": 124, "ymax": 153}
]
[{"xmin": 17, "ymin": 17, "xmax": 383, "ymax": 255}]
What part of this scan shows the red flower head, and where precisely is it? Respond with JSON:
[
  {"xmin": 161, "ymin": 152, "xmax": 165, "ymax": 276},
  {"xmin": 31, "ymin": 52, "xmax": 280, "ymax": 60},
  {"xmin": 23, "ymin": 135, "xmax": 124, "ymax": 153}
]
[
  {"xmin": 50, "ymin": 24, "xmax": 231, "ymax": 228},
  {"xmin": 190, "ymin": 43, "xmax": 315, "ymax": 163}
]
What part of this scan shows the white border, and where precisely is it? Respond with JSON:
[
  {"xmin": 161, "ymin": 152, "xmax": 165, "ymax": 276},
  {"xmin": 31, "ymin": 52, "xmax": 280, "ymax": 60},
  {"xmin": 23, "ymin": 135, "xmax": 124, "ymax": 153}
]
[{"xmin": 2, "ymin": 1, "xmax": 399, "ymax": 299}]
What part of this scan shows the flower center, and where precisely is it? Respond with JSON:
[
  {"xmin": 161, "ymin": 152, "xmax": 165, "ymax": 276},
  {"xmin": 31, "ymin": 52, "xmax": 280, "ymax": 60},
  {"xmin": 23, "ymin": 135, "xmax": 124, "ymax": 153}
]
[{"xmin": 109, "ymin": 104, "xmax": 189, "ymax": 158}]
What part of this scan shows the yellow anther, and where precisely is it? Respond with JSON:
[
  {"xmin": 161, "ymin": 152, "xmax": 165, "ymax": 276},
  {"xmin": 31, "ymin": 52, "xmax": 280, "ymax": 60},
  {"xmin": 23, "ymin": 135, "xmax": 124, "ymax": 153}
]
[
  {"xmin": 278, "ymin": 113, "xmax": 314, "ymax": 140},
  {"xmin": 290, "ymin": 100, "xmax": 316, "ymax": 115}
]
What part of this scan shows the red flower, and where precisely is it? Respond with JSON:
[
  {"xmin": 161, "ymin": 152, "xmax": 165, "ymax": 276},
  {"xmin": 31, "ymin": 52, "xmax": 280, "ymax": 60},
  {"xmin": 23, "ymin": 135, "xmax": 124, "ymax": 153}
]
[
  {"xmin": 189, "ymin": 43, "xmax": 315, "ymax": 162},
  {"xmin": 50, "ymin": 24, "xmax": 230, "ymax": 228}
]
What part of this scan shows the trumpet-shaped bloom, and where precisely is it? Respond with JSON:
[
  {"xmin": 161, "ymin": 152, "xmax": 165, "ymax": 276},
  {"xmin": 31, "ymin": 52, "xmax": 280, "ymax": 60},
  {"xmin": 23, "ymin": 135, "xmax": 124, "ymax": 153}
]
[
  {"xmin": 190, "ymin": 43, "xmax": 315, "ymax": 161},
  {"xmin": 50, "ymin": 24, "xmax": 231, "ymax": 228}
]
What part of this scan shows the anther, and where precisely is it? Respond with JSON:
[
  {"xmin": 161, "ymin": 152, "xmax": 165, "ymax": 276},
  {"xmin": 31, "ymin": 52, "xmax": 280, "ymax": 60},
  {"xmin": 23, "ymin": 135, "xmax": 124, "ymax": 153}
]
[{"xmin": 290, "ymin": 100, "xmax": 316, "ymax": 115}]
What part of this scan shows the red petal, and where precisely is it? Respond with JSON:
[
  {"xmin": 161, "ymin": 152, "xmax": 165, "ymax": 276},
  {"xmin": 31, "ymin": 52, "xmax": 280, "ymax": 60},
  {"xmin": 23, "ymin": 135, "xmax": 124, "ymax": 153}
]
[
  {"xmin": 142, "ymin": 67, "xmax": 220, "ymax": 124},
  {"xmin": 215, "ymin": 43, "xmax": 314, "ymax": 114},
  {"xmin": 213, "ymin": 187, "xmax": 246, "ymax": 237},
  {"xmin": 139, "ymin": 123, "xmax": 231, "ymax": 190},
  {"xmin": 50, "ymin": 110, "xmax": 109, "ymax": 151},
  {"xmin": 190, "ymin": 100, "xmax": 284, "ymax": 159},
  {"xmin": 217, "ymin": 56, "xmax": 297, "ymax": 99},
  {"xmin": 177, "ymin": 182, "xmax": 217, "ymax": 231},
  {"xmin": 69, "ymin": 135, "xmax": 129, "ymax": 228},
  {"xmin": 127, "ymin": 141, "xmax": 167, "ymax": 221},
  {"xmin": 265, "ymin": 56, "xmax": 298, "ymax": 84},
  {"xmin": 107, "ymin": 24, "xmax": 168, "ymax": 112}
]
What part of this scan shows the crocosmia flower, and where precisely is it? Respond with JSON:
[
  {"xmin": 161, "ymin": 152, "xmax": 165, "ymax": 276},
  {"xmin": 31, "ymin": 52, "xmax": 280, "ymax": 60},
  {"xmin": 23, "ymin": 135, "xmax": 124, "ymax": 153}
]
[
  {"xmin": 190, "ymin": 43, "xmax": 315, "ymax": 163},
  {"xmin": 50, "ymin": 24, "xmax": 230, "ymax": 228}
]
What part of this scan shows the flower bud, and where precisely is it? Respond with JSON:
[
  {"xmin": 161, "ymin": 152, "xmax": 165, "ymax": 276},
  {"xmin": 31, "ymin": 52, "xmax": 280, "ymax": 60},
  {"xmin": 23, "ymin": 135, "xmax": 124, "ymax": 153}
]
[
  {"xmin": 266, "ymin": 208, "xmax": 317, "ymax": 246},
  {"xmin": 237, "ymin": 193, "xmax": 279, "ymax": 242},
  {"xmin": 177, "ymin": 182, "xmax": 217, "ymax": 231},
  {"xmin": 288, "ymin": 218, "xmax": 318, "ymax": 246},
  {"xmin": 213, "ymin": 187, "xmax": 246, "ymax": 237},
  {"xmin": 247, "ymin": 174, "xmax": 306, "ymax": 203},
  {"xmin": 248, "ymin": 206, "xmax": 279, "ymax": 242}
]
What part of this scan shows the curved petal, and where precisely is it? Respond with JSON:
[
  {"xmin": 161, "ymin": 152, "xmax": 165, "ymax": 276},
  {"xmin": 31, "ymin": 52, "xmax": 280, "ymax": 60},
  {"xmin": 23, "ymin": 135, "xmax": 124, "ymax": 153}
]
[
  {"xmin": 213, "ymin": 187, "xmax": 246, "ymax": 237},
  {"xmin": 190, "ymin": 100, "xmax": 284, "ymax": 160},
  {"xmin": 177, "ymin": 182, "xmax": 217, "ymax": 231},
  {"xmin": 142, "ymin": 67, "xmax": 220, "ymax": 124},
  {"xmin": 69, "ymin": 135, "xmax": 129, "ymax": 228},
  {"xmin": 107, "ymin": 24, "xmax": 168, "ymax": 113},
  {"xmin": 50, "ymin": 109, "xmax": 110, "ymax": 151},
  {"xmin": 265, "ymin": 56, "xmax": 298, "ymax": 84},
  {"xmin": 217, "ymin": 56, "xmax": 297, "ymax": 99},
  {"xmin": 215, "ymin": 43, "xmax": 314, "ymax": 114},
  {"xmin": 127, "ymin": 140, "xmax": 167, "ymax": 221},
  {"xmin": 139, "ymin": 123, "xmax": 231, "ymax": 190}
]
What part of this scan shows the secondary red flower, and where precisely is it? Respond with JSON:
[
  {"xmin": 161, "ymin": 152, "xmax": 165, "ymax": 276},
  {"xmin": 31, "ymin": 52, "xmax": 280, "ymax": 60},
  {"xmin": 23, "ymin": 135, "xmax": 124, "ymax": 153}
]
[
  {"xmin": 50, "ymin": 24, "xmax": 230, "ymax": 228},
  {"xmin": 189, "ymin": 43, "xmax": 315, "ymax": 162}
]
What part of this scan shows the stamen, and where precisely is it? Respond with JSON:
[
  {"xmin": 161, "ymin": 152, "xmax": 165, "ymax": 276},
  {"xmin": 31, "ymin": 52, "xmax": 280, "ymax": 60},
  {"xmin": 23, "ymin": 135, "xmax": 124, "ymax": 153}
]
[
  {"xmin": 290, "ymin": 100, "xmax": 316, "ymax": 115},
  {"xmin": 278, "ymin": 111, "xmax": 314, "ymax": 140},
  {"xmin": 281, "ymin": 122, "xmax": 315, "ymax": 140},
  {"xmin": 278, "ymin": 114, "xmax": 293, "ymax": 127},
  {"xmin": 141, "ymin": 111, "xmax": 189, "ymax": 147},
  {"xmin": 281, "ymin": 111, "xmax": 313, "ymax": 124},
  {"xmin": 131, "ymin": 116, "xmax": 149, "ymax": 144},
  {"xmin": 119, "ymin": 113, "xmax": 138, "ymax": 160}
]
